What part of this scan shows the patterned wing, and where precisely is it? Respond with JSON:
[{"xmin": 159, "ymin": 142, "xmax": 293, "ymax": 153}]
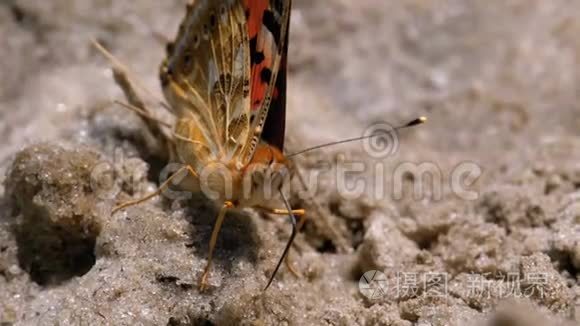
[
  {"xmin": 160, "ymin": 0, "xmax": 252, "ymax": 165},
  {"xmin": 241, "ymin": 0, "xmax": 292, "ymax": 161},
  {"xmin": 260, "ymin": 37, "xmax": 288, "ymax": 152}
]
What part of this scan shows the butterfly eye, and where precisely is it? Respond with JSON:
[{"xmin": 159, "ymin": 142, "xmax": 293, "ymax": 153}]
[
  {"xmin": 220, "ymin": 5, "xmax": 227, "ymax": 17},
  {"xmin": 193, "ymin": 35, "xmax": 200, "ymax": 48},
  {"xmin": 209, "ymin": 14, "xmax": 217, "ymax": 28}
]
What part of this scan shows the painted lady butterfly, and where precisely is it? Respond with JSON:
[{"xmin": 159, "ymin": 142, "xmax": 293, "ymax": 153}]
[
  {"xmin": 102, "ymin": 0, "xmax": 301, "ymax": 291},
  {"xmin": 95, "ymin": 0, "xmax": 425, "ymax": 292}
]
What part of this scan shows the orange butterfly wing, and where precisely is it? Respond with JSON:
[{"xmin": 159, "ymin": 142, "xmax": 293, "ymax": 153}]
[
  {"xmin": 160, "ymin": 0, "xmax": 252, "ymax": 168},
  {"xmin": 159, "ymin": 0, "xmax": 290, "ymax": 168},
  {"xmin": 243, "ymin": 0, "xmax": 292, "ymax": 157}
]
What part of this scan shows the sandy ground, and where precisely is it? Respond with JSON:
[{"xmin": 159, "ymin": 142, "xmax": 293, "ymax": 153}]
[{"xmin": 1, "ymin": 0, "xmax": 579, "ymax": 325}]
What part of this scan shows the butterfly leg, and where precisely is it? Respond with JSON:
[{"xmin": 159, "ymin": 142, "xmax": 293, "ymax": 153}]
[
  {"xmin": 199, "ymin": 201, "xmax": 234, "ymax": 291},
  {"xmin": 110, "ymin": 64, "xmax": 174, "ymax": 153},
  {"xmin": 256, "ymin": 206, "xmax": 307, "ymax": 278},
  {"xmin": 93, "ymin": 40, "xmax": 150, "ymax": 114},
  {"xmin": 111, "ymin": 165, "xmax": 198, "ymax": 214},
  {"xmin": 92, "ymin": 40, "xmax": 174, "ymax": 160}
]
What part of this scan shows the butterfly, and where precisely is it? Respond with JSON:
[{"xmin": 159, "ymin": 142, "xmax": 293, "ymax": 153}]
[
  {"xmin": 96, "ymin": 0, "xmax": 426, "ymax": 292},
  {"xmin": 102, "ymin": 0, "xmax": 303, "ymax": 291}
]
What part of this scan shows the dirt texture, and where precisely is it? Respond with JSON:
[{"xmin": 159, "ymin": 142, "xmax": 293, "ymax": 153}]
[{"xmin": 0, "ymin": 0, "xmax": 579, "ymax": 325}]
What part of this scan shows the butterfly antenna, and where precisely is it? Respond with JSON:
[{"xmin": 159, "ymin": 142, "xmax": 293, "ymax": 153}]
[
  {"xmin": 287, "ymin": 116, "xmax": 427, "ymax": 158},
  {"xmin": 114, "ymin": 100, "xmax": 172, "ymax": 128},
  {"xmin": 264, "ymin": 189, "xmax": 299, "ymax": 291}
]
